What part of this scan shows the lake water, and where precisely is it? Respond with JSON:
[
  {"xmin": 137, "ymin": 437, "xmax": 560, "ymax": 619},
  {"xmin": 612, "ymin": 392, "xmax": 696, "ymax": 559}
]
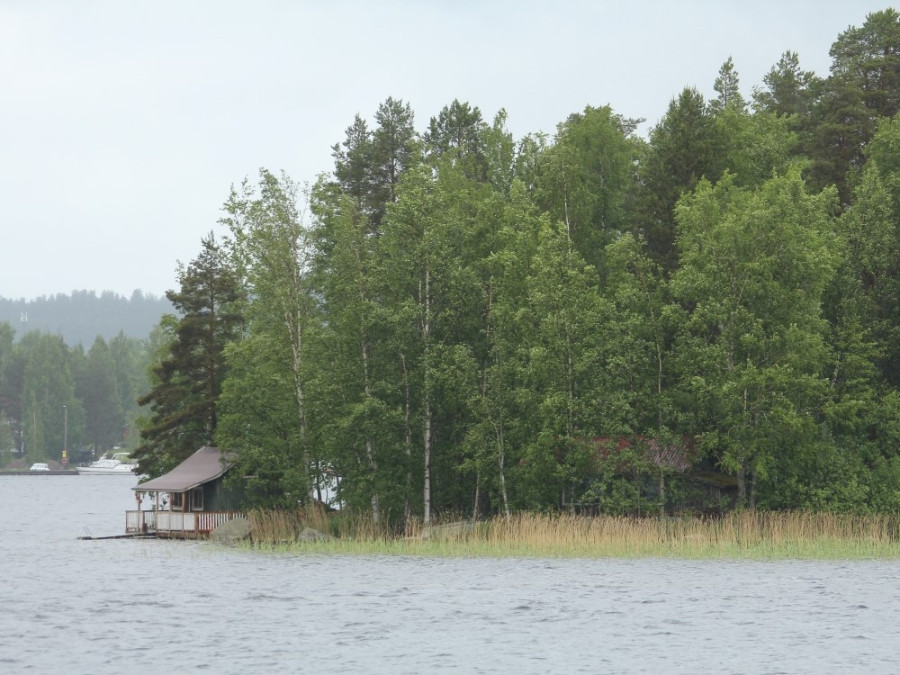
[{"xmin": 1, "ymin": 476, "xmax": 900, "ymax": 674}]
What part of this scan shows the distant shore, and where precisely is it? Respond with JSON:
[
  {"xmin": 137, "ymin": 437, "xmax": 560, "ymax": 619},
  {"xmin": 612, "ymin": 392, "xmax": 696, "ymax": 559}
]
[
  {"xmin": 0, "ymin": 459, "xmax": 76, "ymax": 476},
  {"xmin": 0, "ymin": 470, "xmax": 78, "ymax": 476}
]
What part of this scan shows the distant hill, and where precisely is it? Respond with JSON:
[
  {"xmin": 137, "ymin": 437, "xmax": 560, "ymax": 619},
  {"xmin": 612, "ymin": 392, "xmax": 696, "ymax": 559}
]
[{"xmin": 0, "ymin": 290, "xmax": 174, "ymax": 345}]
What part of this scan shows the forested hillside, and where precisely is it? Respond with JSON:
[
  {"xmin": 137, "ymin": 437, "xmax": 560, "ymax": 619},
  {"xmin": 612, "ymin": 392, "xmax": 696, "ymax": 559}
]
[
  {"xmin": 0, "ymin": 321, "xmax": 158, "ymax": 467},
  {"xmin": 0, "ymin": 292, "xmax": 172, "ymax": 467},
  {"xmin": 132, "ymin": 9, "xmax": 900, "ymax": 521},
  {"xmin": 0, "ymin": 290, "xmax": 173, "ymax": 346}
]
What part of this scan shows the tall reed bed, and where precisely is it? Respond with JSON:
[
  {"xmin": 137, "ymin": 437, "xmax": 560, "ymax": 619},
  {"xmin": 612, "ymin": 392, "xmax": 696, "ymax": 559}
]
[{"xmin": 244, "ymin": 509, "xmax": 900, "ymax": 559}]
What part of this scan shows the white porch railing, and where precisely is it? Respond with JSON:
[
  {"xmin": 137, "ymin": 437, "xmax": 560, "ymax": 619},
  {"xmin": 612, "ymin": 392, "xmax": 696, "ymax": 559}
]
[
  {"xmin": 126, "ymin": 510, "xmax": 243, "ymax": 537},
  {"xmin": 126, "ymin": 509, "xmax": 155, "ymax": 533}
]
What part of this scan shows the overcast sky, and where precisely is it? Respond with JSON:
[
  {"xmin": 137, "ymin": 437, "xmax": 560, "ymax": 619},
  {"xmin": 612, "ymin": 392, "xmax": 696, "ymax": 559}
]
[{"xmin": 1, "ymin": 1, "xmax": 892, "ymax": 301}]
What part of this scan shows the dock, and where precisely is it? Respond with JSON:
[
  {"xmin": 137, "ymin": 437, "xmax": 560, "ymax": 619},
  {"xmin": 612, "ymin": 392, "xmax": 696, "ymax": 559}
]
[{"xmin": 79, "ymin": 532, "xmax": 156, "ymax": 540}]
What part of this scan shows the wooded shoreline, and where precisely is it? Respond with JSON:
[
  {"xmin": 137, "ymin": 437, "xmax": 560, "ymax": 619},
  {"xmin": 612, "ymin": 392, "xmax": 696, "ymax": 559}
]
[{"xmin": 8, "ymin": 9, "xmax": 897, "ymax": 525}]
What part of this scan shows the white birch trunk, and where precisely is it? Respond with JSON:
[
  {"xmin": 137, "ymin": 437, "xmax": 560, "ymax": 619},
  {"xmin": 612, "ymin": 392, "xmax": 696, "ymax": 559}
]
[
  {"xmin": 423, "ymin": 264, "xmax": 432, "ymax": 525},
  {"xmin": 400, "ymin": 351, "xmax": 413, "ymax": 527}
]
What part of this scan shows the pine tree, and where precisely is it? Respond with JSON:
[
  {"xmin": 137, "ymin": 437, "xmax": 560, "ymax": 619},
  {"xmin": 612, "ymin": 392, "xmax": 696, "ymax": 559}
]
[{"xmin": 134, "ymin": 233, "xmax": 244, "ymax": 477}]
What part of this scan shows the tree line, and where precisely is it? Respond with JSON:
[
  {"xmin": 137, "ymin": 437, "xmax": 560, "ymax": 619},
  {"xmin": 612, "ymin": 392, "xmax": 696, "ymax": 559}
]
[
  {"xmin": 0, "ymin": 290, "xmax": 173, "ymax": 346},
  {"xmin": 135, "ymin": 9, "xmax": 900, "ymax": 521},
  {"xmin": 0, "ymin": 324, "xmax": 156, "ymax": 466}
]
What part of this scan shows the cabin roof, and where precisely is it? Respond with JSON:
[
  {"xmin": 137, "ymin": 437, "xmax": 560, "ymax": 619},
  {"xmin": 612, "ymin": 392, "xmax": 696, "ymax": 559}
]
[
  {"xmin": 593, "ymin": 436, "xmax": 697, "ymax": 472},
  {"xmin": 133, "ymin": 446, "xmax": 231, "ymax": 493}
]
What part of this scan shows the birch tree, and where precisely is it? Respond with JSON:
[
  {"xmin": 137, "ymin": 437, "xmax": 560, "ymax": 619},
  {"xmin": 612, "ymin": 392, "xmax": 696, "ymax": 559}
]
[
  {"xmin": 672, "ymin": 170, "xmax": 838, "ymax": 507},
  {"xmin": 220, "ymin": 170, "xmax": 319, "ymax": 503}
]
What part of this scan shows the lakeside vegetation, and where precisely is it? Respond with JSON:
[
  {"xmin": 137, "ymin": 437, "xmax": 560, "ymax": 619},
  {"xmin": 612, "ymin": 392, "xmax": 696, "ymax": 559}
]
[{"xmin": 244, "ymin": 509, "xmax": 900, "ymax": 560}]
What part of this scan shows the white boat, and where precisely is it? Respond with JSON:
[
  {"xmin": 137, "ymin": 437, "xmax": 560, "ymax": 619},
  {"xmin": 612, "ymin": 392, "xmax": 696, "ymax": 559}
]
[{"xmin": 76, "ymin": 457, "xmax": 137, "ymax": 475}]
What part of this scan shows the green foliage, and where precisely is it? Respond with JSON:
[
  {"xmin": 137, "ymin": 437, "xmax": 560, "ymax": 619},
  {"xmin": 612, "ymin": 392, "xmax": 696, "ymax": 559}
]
[
  {"xmin": 829, "ymin": 9, "xmax": 900, "ymax": 120},
  {"xmin": 135, "ymin": 233, "xmax": 244, "ymax": 477},
  {"xmin": 580, "ymin": 474, "xmax": 650, "ymax": 517},
  {"xmin": 635, "ymin": 87, "xmax": 721, "ymax": 270},
  {"xmin": 76, "ymin": 337, "xmax": 123, "ymax": 453},
  {"xmin": 709, "ymin": 57, "xmax": 745, "ymax": 115},
  {"xmin": 0, "ymin": 319, "xmax": 151, "ymax": 464},
  {"xmin": 803, "ymin": 9, "xmax": 900, "ymax": 202},
  {"xmin": 672, "ymin": 170, "xmax": 839, "ymax": 506},
  {"xmin": 532, "ymin": 105, "xmax": 640, "ymax": 268},
  {"xmin": 115, "ymin": 9, "xmax": 900, "ymax": 518},
  {"xmin": 424, "ymin": 99, "xmax": 490, "ymax": 182},
  {"xmin": 217, "ymin": 170, "xmax": 319, "ymax": 503},
  {"xmin": 869, "ymin": 455, "xmax": 900, "ymax": 511},
  {"xmin": 331, "ymin": 97, "xmax": 420, "ymax": 233},
  {"xmin": 752, "ymin": 51, "xmax": 820, "ymax": 119},
  {"xmin": 218, "ymin": 330, "xmax": 306, "ymax": 508},
  {"xmin": 19, "ymin": 332, "xmax": 83, "ymax": 463}
]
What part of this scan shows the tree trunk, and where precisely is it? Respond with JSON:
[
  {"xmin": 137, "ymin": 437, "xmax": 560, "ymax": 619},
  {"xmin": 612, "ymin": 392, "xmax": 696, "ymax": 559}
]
[
  {"xmin": 399, "ymin": 351, "xmax": 413, "ymax": 527},
  {"xmin": 286, "ymin": 307, "xmax": 310, "ymax": 503},
  {"xmin": 422, "ymin": 265, "xmax": 432, "ymax": 525},
  {"xmin": 423, "ymin": 401, "xmax": 431, "ymax": 524},
  {"xmin": 736, "ymin": 460, "xmax": 747, "ymax": 508},
  {"xmin": 658, "ymin": 469, "xmax": 666, "ymax": 518},
  {"xmin": 360, "ymin": 339, "xmax": 379, "ymax": 524},
  {"xmin": 472, "ymin": 470, "xmax": 481, "ymax": 522},
  {"xmin": 353, "ymin": 234, "xmax": 380, "ymax": 523},
  {"xmin": 749, "ymin": 468, "xmax": 757, "ymax": 510},
  {"xmin": 495, "ymin": 419, "xmax": 511, "ymax": 520},
  {"xmin": 314, "ymin": 458, "xmax": 323, "ymax": 503}
]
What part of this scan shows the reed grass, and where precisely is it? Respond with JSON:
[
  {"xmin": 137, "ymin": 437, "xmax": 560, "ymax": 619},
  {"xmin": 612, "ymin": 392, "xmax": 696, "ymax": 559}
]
[{"xmin": 242, "ymin": 509, "xmax": 900, "ymax": 559}]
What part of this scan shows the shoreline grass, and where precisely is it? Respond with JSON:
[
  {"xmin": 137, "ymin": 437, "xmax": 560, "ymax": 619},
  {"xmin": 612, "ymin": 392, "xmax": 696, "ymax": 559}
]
[{"xmin": 242, "ymin": 509, "xmax": 900, "ymax": 559}]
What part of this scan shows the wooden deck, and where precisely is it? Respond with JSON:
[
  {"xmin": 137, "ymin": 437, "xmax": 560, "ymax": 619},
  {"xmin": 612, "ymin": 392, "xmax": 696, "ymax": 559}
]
[{"xmin": 126, "ymin": 510, "xmax": 244, "ymax": 539}]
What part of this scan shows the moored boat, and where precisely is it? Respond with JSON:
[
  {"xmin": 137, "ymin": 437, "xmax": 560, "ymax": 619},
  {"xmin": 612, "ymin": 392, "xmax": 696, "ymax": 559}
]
[{"xmin": 76, "ymin": 457, "xmax": 137, "ymax": 475}]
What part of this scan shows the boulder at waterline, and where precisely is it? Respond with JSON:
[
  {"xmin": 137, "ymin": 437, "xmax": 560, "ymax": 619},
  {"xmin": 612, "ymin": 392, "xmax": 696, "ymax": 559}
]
[{"xmin": 210, "ymin": 517, "xmax": 252, "ymax": 543}]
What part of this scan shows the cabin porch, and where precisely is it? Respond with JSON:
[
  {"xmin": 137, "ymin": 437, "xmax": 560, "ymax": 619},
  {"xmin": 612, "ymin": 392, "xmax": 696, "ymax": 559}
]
[{"xmin": 125, "ymin": 509, "xmax": 244, "ymax": 538}]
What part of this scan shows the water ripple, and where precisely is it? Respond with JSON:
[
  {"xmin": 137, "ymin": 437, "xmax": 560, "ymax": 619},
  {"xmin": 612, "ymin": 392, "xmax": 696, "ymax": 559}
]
[{"xmin": 3, "ymin": 477, "xmax": 900, "ymax": 673}]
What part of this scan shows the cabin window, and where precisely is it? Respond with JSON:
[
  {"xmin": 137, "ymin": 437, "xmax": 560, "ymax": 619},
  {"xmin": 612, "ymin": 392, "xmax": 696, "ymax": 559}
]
[
  {"xmin": 171, "ymin": 492, "xmax": 184, "ymax": 510},
  {"xmin": 191, "ymin": 487, "xmax": 204, "ymax": 511}
]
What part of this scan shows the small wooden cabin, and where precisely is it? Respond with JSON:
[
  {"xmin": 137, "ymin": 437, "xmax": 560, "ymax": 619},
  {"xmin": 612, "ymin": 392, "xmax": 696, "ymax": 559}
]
[{"xmin": 126, "ymin": 446, "xmax": 244, "ymax": 539}]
